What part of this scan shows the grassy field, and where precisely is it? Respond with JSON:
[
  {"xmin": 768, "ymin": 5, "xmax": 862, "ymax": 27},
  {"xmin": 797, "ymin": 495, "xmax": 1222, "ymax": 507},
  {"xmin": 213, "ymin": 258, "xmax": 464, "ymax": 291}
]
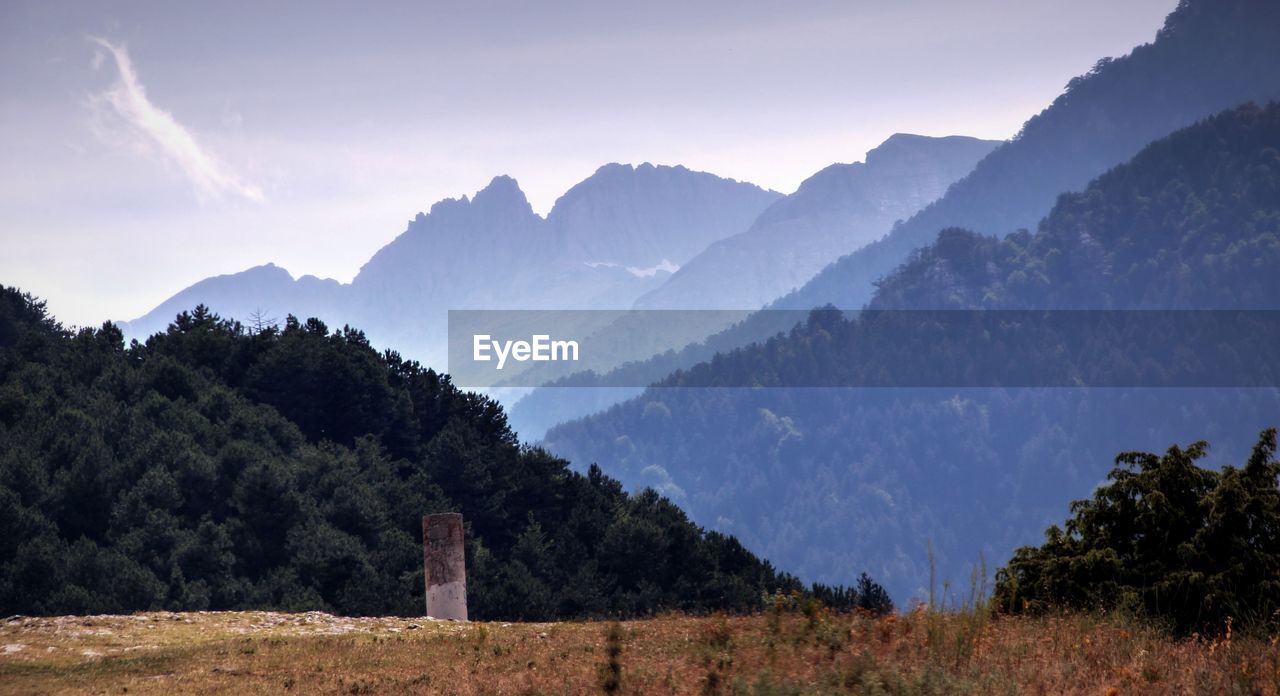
[{"xmin": 1, "ymin": 605, "xmax": 1278, "ymax": 695}]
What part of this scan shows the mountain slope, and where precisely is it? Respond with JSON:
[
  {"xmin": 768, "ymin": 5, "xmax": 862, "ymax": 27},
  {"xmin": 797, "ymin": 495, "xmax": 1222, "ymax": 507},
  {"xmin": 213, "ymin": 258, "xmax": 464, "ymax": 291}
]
[
  {"xmin": 636, "ymin": 134, "xmax": 998, "ymax": 310},
  {"xmin": 774, "ymin": 0, "xmax": 1280, "ymax": 312},
  {"xmin": 549, "ymin": 162, "xmax": 780, "ymax": 270},
  {"xmin": 542, "ymin": 103, "xmax": 1280, "ymax": 602},
  {"xmin": 869, "ymin": 106, "xmax": 1280, "ymax": 311}
]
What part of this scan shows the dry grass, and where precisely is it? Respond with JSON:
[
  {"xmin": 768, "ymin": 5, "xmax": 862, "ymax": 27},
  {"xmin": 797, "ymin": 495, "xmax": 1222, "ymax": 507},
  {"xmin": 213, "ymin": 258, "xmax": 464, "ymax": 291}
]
[{"xmin": 1, "ymin": 606, "xmax": 1278, "ymax": 695}]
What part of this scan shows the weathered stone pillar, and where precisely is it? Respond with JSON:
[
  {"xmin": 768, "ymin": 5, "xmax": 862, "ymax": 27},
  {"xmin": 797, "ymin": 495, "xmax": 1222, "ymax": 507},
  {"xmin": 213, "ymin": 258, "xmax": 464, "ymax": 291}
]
[{"xmin": 423, "ymin": 512, "xmax": 467, "ymax": 620}]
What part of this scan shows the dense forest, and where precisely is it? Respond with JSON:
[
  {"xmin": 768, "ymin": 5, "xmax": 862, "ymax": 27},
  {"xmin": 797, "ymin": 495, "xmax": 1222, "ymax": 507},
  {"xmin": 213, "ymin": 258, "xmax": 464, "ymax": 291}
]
[
  {"xmin": 543, "ymin": 103, "xmax": 1280, "ymax": 602},
  {"xmin": 0, "ymin": 288, "xmax": 890, "ymax": 619}
]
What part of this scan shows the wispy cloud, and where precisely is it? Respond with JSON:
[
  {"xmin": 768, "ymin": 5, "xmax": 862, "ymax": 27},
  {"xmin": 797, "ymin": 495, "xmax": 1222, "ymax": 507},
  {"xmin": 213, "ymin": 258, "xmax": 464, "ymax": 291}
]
[{"xmin": 88, "ymin": 37, "xmax": 264, "ymax": 202}]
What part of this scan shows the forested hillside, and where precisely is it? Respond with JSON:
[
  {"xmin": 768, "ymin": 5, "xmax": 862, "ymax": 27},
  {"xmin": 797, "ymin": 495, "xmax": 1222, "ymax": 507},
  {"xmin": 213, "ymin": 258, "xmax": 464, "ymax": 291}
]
[
  {"xmin": 870, "ymin": 104, "xmax": 1280, "ymax": 311},
  {"xmin": 775, "ymin": 0, "xmax": 1280, "ymax": 313},
  {"xmin": 543, "ymin": 103, "xmax": 1280, "ymax": 601},
  {"xmin": 0, "ymin": 289, "xmax": 887, "ymax": 619}
]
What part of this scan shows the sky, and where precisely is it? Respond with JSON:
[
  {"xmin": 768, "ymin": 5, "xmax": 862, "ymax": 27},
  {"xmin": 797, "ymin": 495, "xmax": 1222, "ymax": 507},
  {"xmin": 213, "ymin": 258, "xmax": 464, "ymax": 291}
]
[{"xmin": 0, "ymin": 0, "xmax": 1178, "ymax": 327}]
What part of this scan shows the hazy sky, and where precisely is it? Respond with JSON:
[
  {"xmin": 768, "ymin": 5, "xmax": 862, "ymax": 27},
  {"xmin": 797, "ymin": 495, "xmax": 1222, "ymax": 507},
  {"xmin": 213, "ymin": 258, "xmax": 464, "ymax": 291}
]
[{"xmin": 1, "ymin": 0, "xmax": 1178, "ymax": 326}]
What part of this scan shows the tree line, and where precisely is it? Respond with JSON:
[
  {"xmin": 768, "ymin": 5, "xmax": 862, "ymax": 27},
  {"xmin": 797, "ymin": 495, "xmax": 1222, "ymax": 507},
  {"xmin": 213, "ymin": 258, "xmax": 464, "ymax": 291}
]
[{"xmin": 0, "ymin": 288, "xmax": 891, "ymax": 619}]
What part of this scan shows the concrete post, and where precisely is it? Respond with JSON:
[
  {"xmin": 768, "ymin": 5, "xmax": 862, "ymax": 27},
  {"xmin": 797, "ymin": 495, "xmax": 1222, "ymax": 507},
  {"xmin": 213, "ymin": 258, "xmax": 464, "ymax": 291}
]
[{"xmin": 423, "ymin": 512, "xmax": 468, "ymax": 620}]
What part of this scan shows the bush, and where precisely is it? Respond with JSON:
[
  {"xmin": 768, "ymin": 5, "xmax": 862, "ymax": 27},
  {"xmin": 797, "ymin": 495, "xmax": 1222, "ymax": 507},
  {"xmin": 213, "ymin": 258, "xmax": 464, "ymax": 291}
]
[{"xmin": 995, "ymin": 428, "xmax": 1280, "ymax": 635}]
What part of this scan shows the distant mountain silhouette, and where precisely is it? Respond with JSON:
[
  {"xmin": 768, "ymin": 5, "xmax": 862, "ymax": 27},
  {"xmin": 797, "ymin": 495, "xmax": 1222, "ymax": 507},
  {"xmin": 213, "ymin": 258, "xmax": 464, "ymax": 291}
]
[
  {"xmin": 126, "ymin": 263, "xmax": 347, "ymax": 337},
  {"xmin": 635, "ymin": 134, "xmax": 998, "ymax": 310},
  {"xmin": 122, "ymin": 165, "xmax": 780, "ymax": 362}
]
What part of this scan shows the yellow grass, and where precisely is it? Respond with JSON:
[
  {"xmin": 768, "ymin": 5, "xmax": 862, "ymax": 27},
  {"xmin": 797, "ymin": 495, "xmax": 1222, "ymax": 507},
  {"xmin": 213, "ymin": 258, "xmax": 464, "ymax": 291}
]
[{"xmin": 1, "ymin": 607, "xmax": 1277, "ymax": 694}]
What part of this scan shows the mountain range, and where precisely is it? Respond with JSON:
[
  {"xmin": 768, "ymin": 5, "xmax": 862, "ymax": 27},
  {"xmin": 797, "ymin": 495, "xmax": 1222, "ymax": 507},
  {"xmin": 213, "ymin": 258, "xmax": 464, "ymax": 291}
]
[
  {"xmin": 124, "ymin": 131, "xmax": 1003, "ymax": 371},
  {"xmin": 542, "ymin": 101, "xmax": 1280, "ymax": 602},
  {"xmin": 504, "ymin": 0, "xmax": 1280, "ymax": 440},
  {"xmin": 123, "ymin": 165, "xmax": 783, "ymax": 362},
  {"xmin": 491, "ymin": 133, "xmax": 999, "ymax": 439}
]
